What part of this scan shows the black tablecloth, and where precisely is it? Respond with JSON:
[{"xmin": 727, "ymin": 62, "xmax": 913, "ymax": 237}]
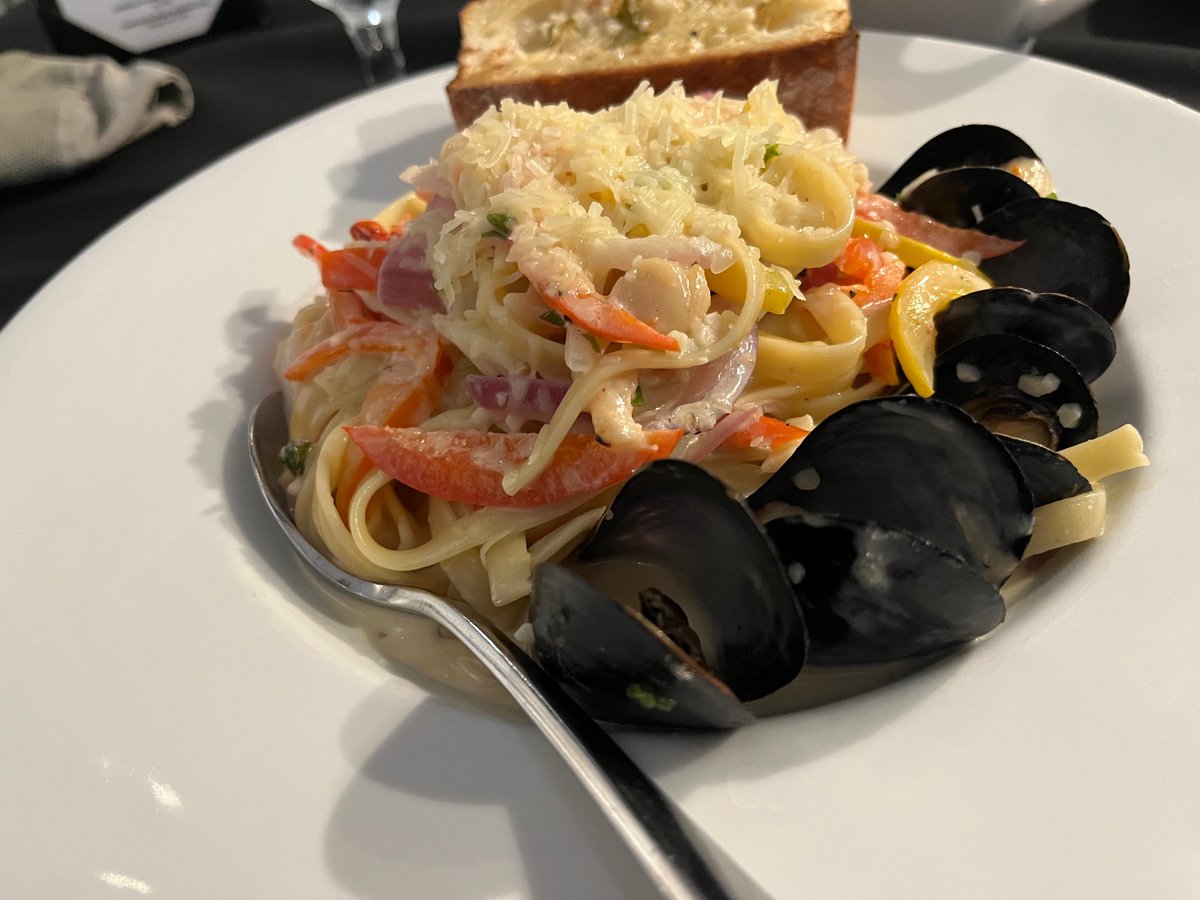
[{"xmin": 1, "ymin": 0, "xmax": 1197, "ymax": 329}]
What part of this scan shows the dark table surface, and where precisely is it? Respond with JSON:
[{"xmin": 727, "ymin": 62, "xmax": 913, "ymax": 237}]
[{"xmin": 1, "ymin": 0, "xmax": 1197, "ymax": 330}]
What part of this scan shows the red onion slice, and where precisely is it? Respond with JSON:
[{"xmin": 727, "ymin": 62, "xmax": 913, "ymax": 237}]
[
  {"xmin": 637, "ymin": 327, "xmax": 757, "ymax": 431},
  {"xmin": 680, "ymin": 406, "xmax": 759, "ymax": 461},
  {"xmin": 855, "ymin": 192, "xmax": 1020, "ymax": 261},
  {"xmin": 468, "ymin": 375, "xmax": 572, "ymax": 423},
  {"xmin": 376, "ymin": 235, "xmax": 443, "ymax": 313}
]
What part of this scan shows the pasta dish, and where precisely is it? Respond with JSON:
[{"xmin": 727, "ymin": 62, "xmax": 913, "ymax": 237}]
[
  {"xmin": 277, "ymin": 83, "xmax": 880, "ymax": 605},
  {"xmin": 273, "ymin": 82, "xmax": 1144, "ymax": 682}
]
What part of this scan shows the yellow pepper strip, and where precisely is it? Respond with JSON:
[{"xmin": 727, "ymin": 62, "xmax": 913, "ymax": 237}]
[{"xmin": 707, "ymin": 262, "xmax": 795, "ymax": 314}]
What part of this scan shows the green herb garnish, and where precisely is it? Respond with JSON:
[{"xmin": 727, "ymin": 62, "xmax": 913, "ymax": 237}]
[
  {"xmin": 584, "ymin": 332, "xmax": 602, "ymax": 353},
  {"xmin": 484, "ymin": 212, "xmax": 516, "ymax": 239},
  {"xmin": 281, "ymin": 439, "xmax": 312, "ymax": 476},
  {"xmin": 540, "ymin": 309, "xmax": 567, "ymax": 327},
  {"xmin": 626, "ymin": 682, "xmax": 676, "ymax": 712},
  {"xmin": 632, "ymin": 384, "xmax": 645, "ymax": 407},
  {"xmin": 763, "ymin": 143, "xmax": 781, "ymax": 164}
]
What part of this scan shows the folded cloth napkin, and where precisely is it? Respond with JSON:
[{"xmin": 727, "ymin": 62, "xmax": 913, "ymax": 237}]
[{"xmin": 0, "ymin": 50, "xmax": 194, "ymax": 187}]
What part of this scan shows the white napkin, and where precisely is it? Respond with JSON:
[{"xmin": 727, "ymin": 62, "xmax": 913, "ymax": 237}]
[{"xmin": 0, "ymin": 50, "xmax": 194, "ymax": 187}]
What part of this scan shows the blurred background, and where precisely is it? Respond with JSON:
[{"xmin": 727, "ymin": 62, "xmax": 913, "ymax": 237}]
[{"xmin": 0, "ymin": 0, "xmax": 1196, "ymax": 327}]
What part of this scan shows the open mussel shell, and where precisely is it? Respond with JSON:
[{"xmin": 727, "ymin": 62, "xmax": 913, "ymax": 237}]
[
  {"xmin": 996, "ymin": 436, "xmax": 1092, "ymax": 507},
  {"xmin": 530, "ymin": 565, "xmax": 754, "ymax": 729},
  {"xmin": 576, "ymin": 460, "xmax": 807, "ymax": 701},
  {"xmin": 933, "ymin": 334, "xmax": 1099, "ymax": 450},
  {"xmin": 764, "ymin": 510, "xmax": 1005, "ymax": 665},
  {"xmin": 878, "ymin": 124, "xmax": 1039, "ymax": 197},
  {"xmin": 934, "ymin": 288, "xmax": 1116, "ymax": 383},
  {"xmin": 899, "ymin": 166, "xmax": 1039, "ymax": 229},
  {"xmin": 529, "ymin": 460, "xmax": 806, "ymax": 728},
  {"xmin": 976, "ymin": 198, "xmax": 1130, "ymax": 324},
  {"xmin": 750, "ymin": 396, "xmax": 1033, "ymax": 586}
]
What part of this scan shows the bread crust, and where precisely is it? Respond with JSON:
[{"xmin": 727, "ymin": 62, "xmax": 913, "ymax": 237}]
[{"xmin": 446, "ymin": 28, "xmax": 859, "ymax": 139}]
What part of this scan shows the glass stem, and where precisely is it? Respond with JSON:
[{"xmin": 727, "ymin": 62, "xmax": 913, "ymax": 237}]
[{"xmin": 342, "ymin": 18, "xmax": 406, "ymax": 86}]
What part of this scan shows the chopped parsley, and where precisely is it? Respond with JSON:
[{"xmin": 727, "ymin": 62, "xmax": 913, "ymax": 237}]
[
  {"xmin": 626, "ymin": 683, "xmax": 676, "ymax": 712},
  {"xmin": 280, "ymin": 439, "xmax": 312, "ymax": 476},
  {"xmin": 632, "ymin": 384, "xmax": 645, "ymax": 407},
  {"xmin": 763, "ymin": 143, "xmax": 781, "ymax": 164},
  {"xmin": 540, "ymin": 309, "xmax": 567, "ymax": 327},
  {"xmin": 583, "ymin": 332, "xmax": 602, "ymax": 352},
  {"xmin": 483, "ymin": 212, "xmax": 516, "ymax": 239}
]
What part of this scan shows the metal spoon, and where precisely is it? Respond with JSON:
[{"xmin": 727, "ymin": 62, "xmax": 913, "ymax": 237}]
[{"xmin": 247, "ymin": 392, "xmax": 738, "ymax": 900}]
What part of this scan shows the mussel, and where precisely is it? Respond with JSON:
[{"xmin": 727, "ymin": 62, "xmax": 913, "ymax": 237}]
[
  {"xmin": 975, "ymin": 199, "xmax": 1130, "ymax": 324},
  {"xmin": 899, "ymin": 166, "xmax": 1039, "ymax": 228},
  {"xmin": 531, "ymin": 564, "xmax": 756, "ymax": 728},
  {"xmin": 995, "ymin": 435, "xmax": 1091, "ymax": 508},
  {"xmin": 750, "ymin": 396, "xmax": 1033, "ymax": 586},
  {"xmin": 763, "ymin": 510, "xmax": 1004, "ymax": 665},
  {"xmin": 934, "ymin": 288, "xmax": 1116, "ymax": 384},
  {"xmin": 931, "ymin": 334, "xmax": 1099, "ymax": 450},
  {"xmin": 877, "ymin": 124, "xmax": 1040, "ymax": 198},
  {"xmin": 530, "ymin": 461, "xmax": 805, "ymax": 729}
]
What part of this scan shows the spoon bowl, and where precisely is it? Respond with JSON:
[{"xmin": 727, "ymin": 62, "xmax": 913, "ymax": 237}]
[{"xmin": 246, "ymin": 391, "xmax": 741, "ymax": 900}]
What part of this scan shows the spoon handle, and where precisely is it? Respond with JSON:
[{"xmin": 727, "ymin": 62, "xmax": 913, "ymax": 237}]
[{"xmin": 395, "ymin": 587, "xmax": 736, "ymax": 900}]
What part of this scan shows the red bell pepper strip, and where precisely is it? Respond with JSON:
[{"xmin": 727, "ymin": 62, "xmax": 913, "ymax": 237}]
[{"xmin": 344, "ymin": 426, "xmax": 682, "ymax": 508}]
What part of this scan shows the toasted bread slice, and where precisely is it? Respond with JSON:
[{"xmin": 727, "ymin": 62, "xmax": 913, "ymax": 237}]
[{"xmin": 447, "ymin": 0, "xmax": 858, "ymax": 138}]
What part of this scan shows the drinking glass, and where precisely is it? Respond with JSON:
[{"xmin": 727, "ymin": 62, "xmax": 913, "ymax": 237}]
[{"xmin": 310, "ymin": 0, "xmax": 407, "ymax": 86}]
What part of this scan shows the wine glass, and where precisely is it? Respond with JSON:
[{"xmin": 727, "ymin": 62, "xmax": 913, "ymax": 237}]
[{"xmin": 310, "ymin": 0, "xmax": 407, "ymax": 86}]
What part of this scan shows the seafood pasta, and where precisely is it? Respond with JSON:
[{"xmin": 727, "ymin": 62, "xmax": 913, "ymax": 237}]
[
  {"xmin": 274, "ymin": 83, "xmax": 1144, "ymax": 644},
  {"xmin": 277, "ymin": 82, "xmax": 883, "ymax": 605}
]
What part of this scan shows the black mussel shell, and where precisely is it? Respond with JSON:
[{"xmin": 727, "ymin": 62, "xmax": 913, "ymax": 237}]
[
  {"xmin": 764, "ymin": 510, "xmax": 1005, "ymax": 665},
  {"xmin": 996, "ymin": 436, "xmax": 1092, "ymax": 507},
  {"xmin": 878, "ymin": 124, "xmax": 1039, "ymax": 198},
  {"xmin": 935, "ymin": 288, "xmax": 1116, "ymax": 383},
  {"xmin": 976, "ymin": 198, "xmax": 1130, "ymax": 324},
  {"xmin": 899, "ymin": 166, "xmax": 1039, "ymax": 229},
  {"xmin": 531, "ymin": 565, "xmax": 754, "ymax": 729},
  {"xmin": 933, "ymin": 334, "xmax": 1099, "ymax": 450},
  {"xmin": 577, "ymin": 460, "xmax": 807, "ymax": 701},
  {"xmin": 750, "ymin": 396, "xmax": 1033, "ymax": 586}
]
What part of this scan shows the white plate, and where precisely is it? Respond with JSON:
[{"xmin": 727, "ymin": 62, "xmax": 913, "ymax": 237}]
[{"xmin": 2, "ymin": 32, "xmax": 1197, "ymax": 899}]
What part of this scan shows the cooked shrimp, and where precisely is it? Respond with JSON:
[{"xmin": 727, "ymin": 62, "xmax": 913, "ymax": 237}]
[{"xmin": 587, "ymin": 372, "xmax": 644, "ymax": 450}]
